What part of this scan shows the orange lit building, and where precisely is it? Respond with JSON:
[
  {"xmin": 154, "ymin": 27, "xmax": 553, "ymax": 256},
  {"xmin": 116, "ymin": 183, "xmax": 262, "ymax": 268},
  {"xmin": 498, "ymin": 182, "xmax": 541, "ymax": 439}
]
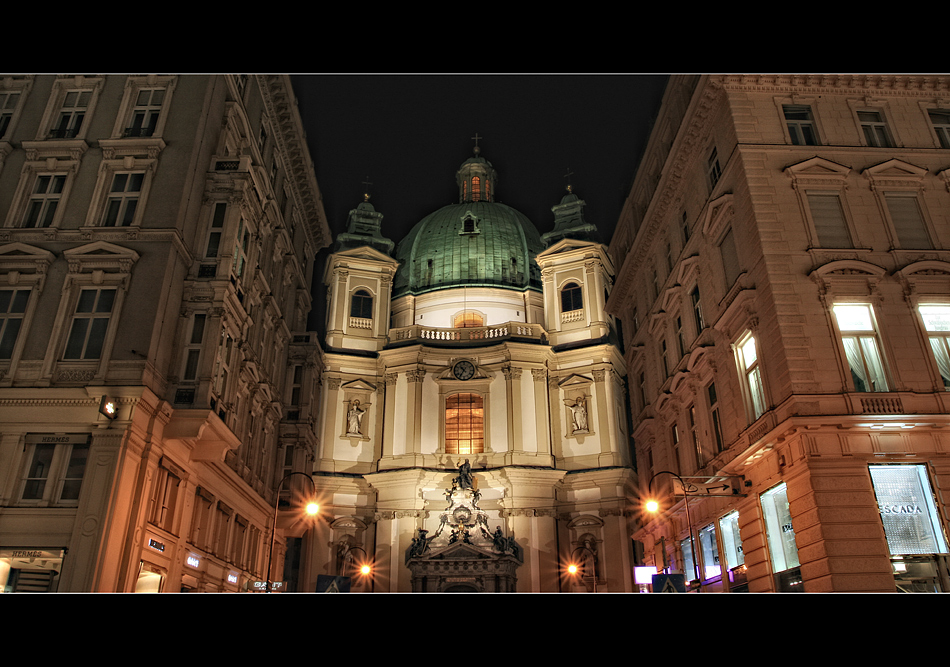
[
  {"xmin": 609, "ymin": 75, "xmax": 950, "ymax": 592},
  {"xmin": 0, "ymin": 75, "xmax": 330, "ymax": 592}
]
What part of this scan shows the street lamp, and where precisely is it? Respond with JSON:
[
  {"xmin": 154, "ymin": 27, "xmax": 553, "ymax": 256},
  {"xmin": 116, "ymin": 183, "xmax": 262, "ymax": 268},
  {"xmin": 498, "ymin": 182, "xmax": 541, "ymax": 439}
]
[
  {"xmin": 567, "ymin": 542, "xmax": 598, "ymax": 592},
  {"xmin": 645, "ymin": 470, "xmax": 700, "ymax": 586},
  {"xmin": 338, "ymin": 543, "xmax": 373, "ymax": 586},
  {"xmin": 266, "ymin": 472, "xmax": 318, "ymax": 593}
]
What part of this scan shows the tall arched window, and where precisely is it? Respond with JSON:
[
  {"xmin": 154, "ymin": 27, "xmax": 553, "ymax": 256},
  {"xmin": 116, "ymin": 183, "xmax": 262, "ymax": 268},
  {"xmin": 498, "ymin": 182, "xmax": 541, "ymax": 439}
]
[
  {"xmin": 445, "ymin": 393, "xmax": 484, "ymax": 454},
  {"xmin": 561, "ymin": 282, "xmax": 583, "ymax": 312},
  {"xmin": 350, "ymin": 289, "xmax": 373, "ymax": 319},
  {"xmin": 471, "ymin": 177, "xmax": 481, "ymax": 202}
]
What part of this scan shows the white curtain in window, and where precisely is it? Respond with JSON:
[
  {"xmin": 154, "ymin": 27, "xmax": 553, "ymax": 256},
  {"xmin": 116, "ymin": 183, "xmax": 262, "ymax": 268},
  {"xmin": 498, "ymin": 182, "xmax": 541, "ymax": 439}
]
[
  {"xmin": 842, "ymin": 337, "xmax": 869, "ymax": 391},
  {"xmin": 929, "ymin": 337, "xmax": 950, "ymax": 387},
  {"xmin": 860, "ymin": 337, "xmax": 888, "ymax": 391}
]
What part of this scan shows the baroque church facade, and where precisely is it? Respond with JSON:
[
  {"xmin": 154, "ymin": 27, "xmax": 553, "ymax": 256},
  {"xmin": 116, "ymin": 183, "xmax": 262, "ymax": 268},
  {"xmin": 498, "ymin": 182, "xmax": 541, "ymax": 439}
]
[{"xmin": 303, "ymin": 147, "xmax": 636, "ymax": 592}]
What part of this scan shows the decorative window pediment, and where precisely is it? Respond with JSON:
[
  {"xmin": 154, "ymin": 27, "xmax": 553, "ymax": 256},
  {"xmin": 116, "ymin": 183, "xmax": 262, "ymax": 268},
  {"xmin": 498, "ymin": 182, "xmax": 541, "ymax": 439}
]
[
  {"xmin": 863, "ymin": 158, "xmax": 928, "ymax": 191},
  {"xmin": 784, "ymin": 156, "xmax": 852, "ymax": 189},
  {"xmin": 700, "ymin": 193, "xmax": 734, "ymax": 243}
]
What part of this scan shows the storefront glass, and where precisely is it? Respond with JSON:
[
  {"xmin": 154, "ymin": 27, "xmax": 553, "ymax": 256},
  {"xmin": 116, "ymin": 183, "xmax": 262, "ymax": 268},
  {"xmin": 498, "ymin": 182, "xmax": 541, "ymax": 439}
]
[
  {"xmin": 869, "ymin": 465, "xmax": 949, "ymax": 556},
  {"xmin": 680, "ymin": 537, "xmax": 696, "ymax": 582},
  {"xmin": 719, "ymin": 510, "xmax": 744, "ymax": 570},
  {"xmin": 698, "ymin": 524, "xmax": 721, "ymax": 579},
  {"xmin": 0, "ymin": 548, "xmax": 64, "ymax": 592},
  {"xmin": 761, "ymin": 482, "xmax": 800, "ymax": 573}
]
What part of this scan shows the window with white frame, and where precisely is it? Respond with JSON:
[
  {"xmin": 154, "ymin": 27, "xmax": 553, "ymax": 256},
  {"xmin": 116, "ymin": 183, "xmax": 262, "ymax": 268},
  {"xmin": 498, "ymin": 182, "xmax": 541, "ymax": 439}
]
[
  {"xmin": 783, "ymin": 105, "xmax": 819, "ymax": 145},
  {"xmin": 918, "ymin": 305, "xmax": 950, "ymax": 389},
  {"xmin": 858, "ymin": 110, "xmax": 894, "ymax": 148},
  {"xmin": 350, "ymin": 290, "xmax": 373, "ymax": 321},
  {"xmin": 63, "ymin": 288, "xmax": 116, "ymax": 360},
  {"xmin": 181, "ymin": 313, "xmax": 207, "ymax": 381},
  {"xmin": 19, "ymin": 434, "xmax": 90, "ymax": 506},
  {"xmin": 707, "ymin": 382, "xmax": 725, "ymax": 454},
  {"xmin": 0, "ymin": 289, "xmax": 29, "ymax": 359},
  {"xmin": 125, "ymin": 88, "xmax": 165, "ymax": 138},
  {"xmin": 102, "ymin": 172, "xmax": 144, "ymax": 226},
  {"xmin": 707, "ymin": 146, "xmax": 722, "ymax": 190},
  {"xmin": 736, "ymin": 333, "xmax": 766, "ymax": 420},
  {"xmin": 832, "ymin": 304, "xmax": 889, "ymax": 392},
  {"xmin": 148, "ymin": 461, "xmax": 181, "ymax": 533},
  {"xmin": 0, "ymin": 91, "xmax": 21, "ymax": 139},
  {"xmin": 928, "ymin": 109, "xmax": 950, "ymax": 149},
  {"xmin": 50, "ymin": 90, "xmax": 91, "ymax": 139},
  {"xmin": 671, "ymin": 422, "xmax": 681, "ymax": 474},
  {"xmin": 203, "ymin": 202, "xmax": 227, "ymax": 268},
  {"xmin": 232, "ymin": 217, "xmax": 250, "ymax": 280},
  {"xmin": 690, "ymin": 286, "xmax": 704, "ymax": 336},
  {"xmin": 806, "ymin": 193, "xmax": 853, "ymax": 248},
  {"xmin": 561, "ymin": 282, "xmax": 583, "ymax": 313},
  {"xmin": 23, "ymin": 174, "xmax": 66, "ymax": 228},
  {"xmin": 689, "ymin": 403, "xmax": 704, "ymax": 468},
  {"xmin": 885, "ymin": 194, "xmax": 933, "ymax": 250},
  {"xmin": 719, "ymin": 227, "xmax": 741, "ymax": 287}
]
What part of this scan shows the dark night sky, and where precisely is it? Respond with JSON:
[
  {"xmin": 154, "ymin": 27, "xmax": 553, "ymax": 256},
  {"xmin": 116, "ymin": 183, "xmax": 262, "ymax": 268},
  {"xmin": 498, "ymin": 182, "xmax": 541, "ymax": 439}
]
[{"xmin": 290, "ymin": 74, "xmax": 669, "ymax": 330}]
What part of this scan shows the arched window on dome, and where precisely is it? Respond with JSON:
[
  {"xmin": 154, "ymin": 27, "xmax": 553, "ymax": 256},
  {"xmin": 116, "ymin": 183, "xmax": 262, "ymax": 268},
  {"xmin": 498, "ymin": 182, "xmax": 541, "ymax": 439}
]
[
  {"xmin": 472, "ymin": 177, "xmax": 481, "ymax": 202},
  {"xmin": 453, "ymin": 311, "xmax": 484, "ymax": 328},
  {"xmin": 350, "ymin": 289, "xmax": 373, "ymax": 321},
  {"xmin": 561, "ymin": 282, "xmax": 584, "ymax": 313},
  {"xmin": 445, "ymin": 392, "xmax": 484, "ymax": 454}
]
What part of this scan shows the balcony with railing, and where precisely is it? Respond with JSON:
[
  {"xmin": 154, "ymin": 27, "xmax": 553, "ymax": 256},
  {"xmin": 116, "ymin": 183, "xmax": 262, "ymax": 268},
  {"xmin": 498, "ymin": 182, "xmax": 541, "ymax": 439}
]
[{"xmin": 389, "ymin": 321, "xmax": 546, "ymax": 346}]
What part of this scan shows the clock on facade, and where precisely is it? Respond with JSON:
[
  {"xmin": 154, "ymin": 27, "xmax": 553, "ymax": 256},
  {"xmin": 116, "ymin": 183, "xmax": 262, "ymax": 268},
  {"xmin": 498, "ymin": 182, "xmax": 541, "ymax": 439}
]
[{"xmin": 452, "ymin": 360, "xmax": 476, "ymax": 380}]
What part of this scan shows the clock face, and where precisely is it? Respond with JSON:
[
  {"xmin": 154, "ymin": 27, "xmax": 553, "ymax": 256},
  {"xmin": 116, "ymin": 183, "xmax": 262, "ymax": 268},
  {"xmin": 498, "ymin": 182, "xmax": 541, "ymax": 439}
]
[{"xmin": 453, "ymin": 360, "xmax": 476, "ymax": 380}]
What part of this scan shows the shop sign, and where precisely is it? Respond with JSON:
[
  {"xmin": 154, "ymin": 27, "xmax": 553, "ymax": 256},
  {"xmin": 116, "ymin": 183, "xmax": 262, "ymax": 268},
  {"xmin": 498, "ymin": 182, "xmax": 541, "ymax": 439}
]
[
  {"xmin": 186, "ymin": 554, "xmax": 201, "ymax": 568},
  {"xmin": 880, "ymin": 504, "xmax": 923, "ymax": 515},
  {"xmin": 149, "ymin": 539, "xmax": 165, "ymax": 552}
]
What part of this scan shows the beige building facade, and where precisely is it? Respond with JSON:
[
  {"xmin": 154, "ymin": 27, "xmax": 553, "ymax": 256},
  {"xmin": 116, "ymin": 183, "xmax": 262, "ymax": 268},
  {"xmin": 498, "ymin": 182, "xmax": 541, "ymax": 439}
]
[
  {"xmin": 0, "ymin": 75, "xmax": 330, "ymax": 592},
  {"xmin": 609, "ymin": 75, "xmax": 950, "ymax": 592},
  {"xmin": 302, "ymin": 150, "xmax": 635, "ymax": 592}
]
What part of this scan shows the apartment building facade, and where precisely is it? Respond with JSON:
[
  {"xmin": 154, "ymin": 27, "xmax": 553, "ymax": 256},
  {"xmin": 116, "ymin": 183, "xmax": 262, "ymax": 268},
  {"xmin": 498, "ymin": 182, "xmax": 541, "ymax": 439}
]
[
  {"xmin": 0, "ymin": 75, "xmax": 330, "ymax": 592},
  {"xmin": 609, "ymin": 75, "xmax": 950, "ymax": 592}
]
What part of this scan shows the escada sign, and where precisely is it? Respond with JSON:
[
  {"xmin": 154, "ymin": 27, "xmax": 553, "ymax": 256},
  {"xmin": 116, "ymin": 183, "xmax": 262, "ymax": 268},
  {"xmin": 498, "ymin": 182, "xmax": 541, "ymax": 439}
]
[{"xmin": 880, "ymin": 504, "xmax": 923, "ymax": 515}]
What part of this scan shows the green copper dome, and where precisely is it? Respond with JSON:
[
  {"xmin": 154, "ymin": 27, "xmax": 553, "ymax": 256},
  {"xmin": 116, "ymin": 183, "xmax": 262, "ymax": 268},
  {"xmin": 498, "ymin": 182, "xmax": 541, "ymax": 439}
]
[
  {"xmin": 392, "ymin": 201, "xmax": 543, "ymax": 297},
  {"xmin": 392, "ymin": 149, "xmax": 543, "ymax": 297}
]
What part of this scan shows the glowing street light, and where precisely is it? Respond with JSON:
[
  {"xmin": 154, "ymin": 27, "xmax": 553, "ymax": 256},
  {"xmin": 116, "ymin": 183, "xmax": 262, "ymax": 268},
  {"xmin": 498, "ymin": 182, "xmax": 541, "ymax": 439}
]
[
  {"xmin": 266, "ymin": 472, "xmax": 318, "ymax": 593},
  {"xmin": 646, "ymin": 470, "xmax": 700, "ymax": 587}
]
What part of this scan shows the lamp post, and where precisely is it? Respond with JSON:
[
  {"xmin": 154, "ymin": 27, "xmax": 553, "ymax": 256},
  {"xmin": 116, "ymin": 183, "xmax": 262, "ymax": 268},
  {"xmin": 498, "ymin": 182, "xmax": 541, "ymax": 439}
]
[
  {"xmin": 266, "ymin": 471, "xmax": 318, "ymax": 593},
  {"xmin": 338, "ymin": 543, "xmax": 372, "ymax": 590},
  {"xmin": 567, "ymin": 542, "xmax": 598, "ymax": 592},
  {"xmin": 646, "ymin": 470, "xmax": 700, "ymax": 587}
]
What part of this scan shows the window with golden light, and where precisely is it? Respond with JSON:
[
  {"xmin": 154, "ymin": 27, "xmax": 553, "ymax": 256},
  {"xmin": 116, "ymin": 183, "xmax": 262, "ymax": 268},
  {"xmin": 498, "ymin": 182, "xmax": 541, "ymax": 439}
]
[
  {"xmin": 445, "ymin": 393, "xmax": 484, "ymax": 454},
  {"xmin": 453, "ymin": 311, "xmax": 484, "ymax": 328},
  {"xmin": 472, "ymin": 177, "xmax": 481, "ymax": 201}
]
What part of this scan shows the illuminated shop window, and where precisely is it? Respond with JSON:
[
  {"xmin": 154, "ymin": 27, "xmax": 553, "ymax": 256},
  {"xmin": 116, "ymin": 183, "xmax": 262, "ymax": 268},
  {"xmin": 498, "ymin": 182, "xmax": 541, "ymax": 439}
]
[
  {"xmin": 919, "ymin": 305, "xmax": 950, "ymax": 389},
  {"xmin": 832, "ymin": 304, "xmax": 888, "ymax": 392},
  {"xmin": 698, "ymin": 523, "xmax": 721, "ymax": 580},
  {"xmin": 761, "ymin": 483, "xmax": 800, "ymax": 575},
  {"xmin": 719, "ymin": 511, "xmax": 744, "ymax": 571},
  {"xmin": 0, "ymin": 548, "xmax": 65, "ymax": 592},
  {"xmin": 680, "ymin": 536, "xmax": 697, "ymax": 582},
  {"xmin": 869, "ymin": 465, "xmax": 949, "ymax": 556},
  {"xmin": 445, "ymin": 393, "xmax": 484, "ymax": 455}
]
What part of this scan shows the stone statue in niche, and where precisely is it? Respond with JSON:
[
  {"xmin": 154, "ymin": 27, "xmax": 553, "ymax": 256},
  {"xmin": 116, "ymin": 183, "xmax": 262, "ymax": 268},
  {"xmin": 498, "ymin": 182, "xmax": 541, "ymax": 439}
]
[
  {"xmin": 346, "ymin": 399, "xmax": 365, "ymax": 436},
  {"xmin": 566, "ymin": 395, "xmax": 589, "ymax": 433}
]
